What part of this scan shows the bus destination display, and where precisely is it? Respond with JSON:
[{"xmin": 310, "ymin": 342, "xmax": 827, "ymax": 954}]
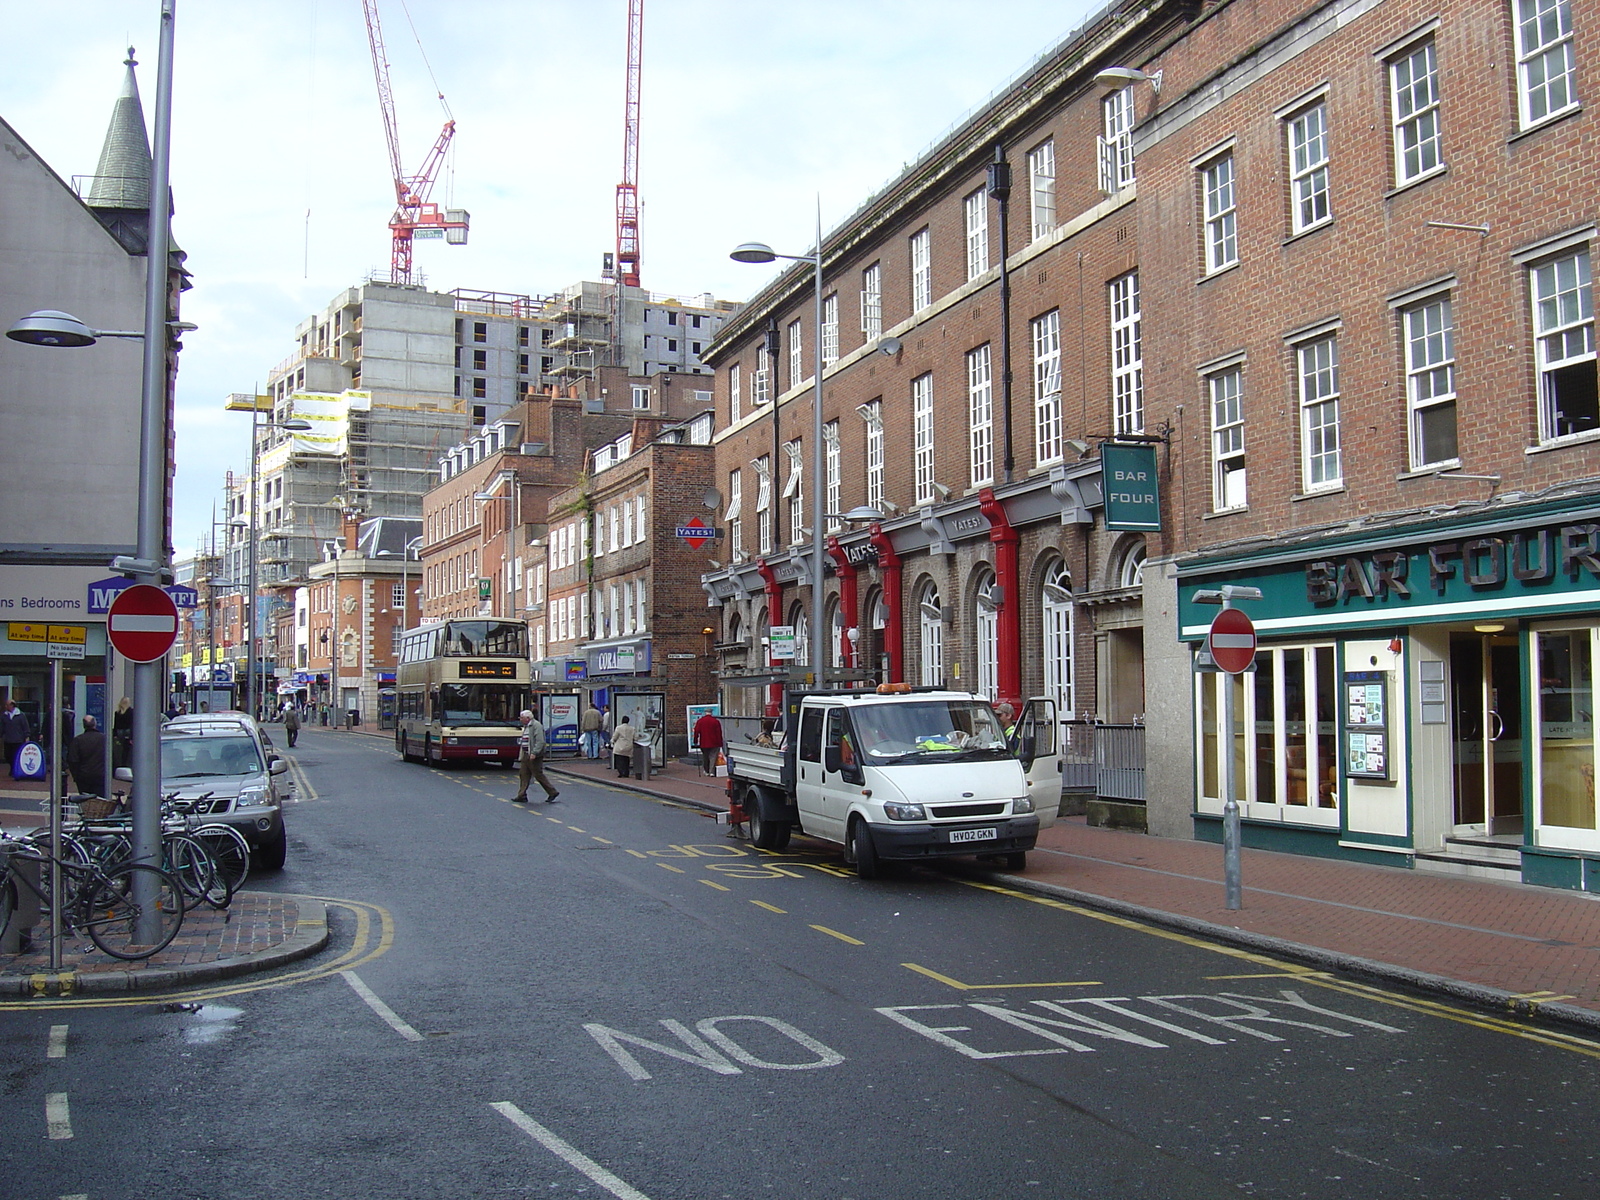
[{"xmin": 460, "ymin": 661, "xmax": 519, "ymax": 679}]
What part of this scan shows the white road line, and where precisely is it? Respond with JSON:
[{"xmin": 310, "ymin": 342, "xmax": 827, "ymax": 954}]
[
  {"xmin": 491, "ymin": 1102, "xmax": 654, "ymax": 1200},
  {"xmin": 341, "ymin": 970, "xmax": 424, "ymax": 1042},
  {"xmin": 47, "ymin": 1024, "xmax": 68, "ymax": 1059},
  {"xmin": 46, "ymin": 1092, "xmax": 72, "ymax": 1140}
]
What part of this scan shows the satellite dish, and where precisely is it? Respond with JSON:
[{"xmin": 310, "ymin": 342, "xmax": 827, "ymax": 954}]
[
  {"xmin": 702, "ymin": 488, "xmax": 722, "ymax": 510},
  {"xmin": 879, "ymin": 337, "xmax": 903, "ymax": 357}
]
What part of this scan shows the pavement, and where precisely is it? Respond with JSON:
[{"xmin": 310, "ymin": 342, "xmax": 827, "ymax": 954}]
[{"xmin": 6, "ymin": 729, "xmax": 1600, "ymax": 1034}]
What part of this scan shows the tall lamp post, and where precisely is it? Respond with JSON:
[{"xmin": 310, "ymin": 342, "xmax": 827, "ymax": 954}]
[
  {"xmin": 227, "ymin": 398, "xmax": 311, "ymax": 719},
  {"xmin": 731, "ymin": 206, "xmax": 827, "ymax": 681}
]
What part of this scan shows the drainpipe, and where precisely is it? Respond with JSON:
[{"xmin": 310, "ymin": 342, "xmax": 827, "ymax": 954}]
[
  {"xmin": 825, "ymin": 537, "xmax": 858, "ymax": 673},
  {"xmin": 977, "ymin": 487, "xmax": 1021, "ymax": 709},
  {"xmin": 755, "ymin": 557, "xmax": 783, "ymax": 716},
  {"xmin": 867, "ymin": 523, "xmax": 903, "ymax": 685}
]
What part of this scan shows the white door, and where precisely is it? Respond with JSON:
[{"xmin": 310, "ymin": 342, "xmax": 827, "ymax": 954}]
[{"xmin": 1016, "ymin": 697, "xmax": 1063, "ymax": 828}]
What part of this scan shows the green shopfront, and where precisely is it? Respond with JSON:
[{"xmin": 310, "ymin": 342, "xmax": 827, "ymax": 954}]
[{"xmin": 1176, "ymin": 499, "xmax": 1600, "ymax": 890}]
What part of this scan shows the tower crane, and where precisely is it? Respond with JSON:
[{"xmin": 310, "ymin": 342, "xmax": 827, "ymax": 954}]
[
  {"xmin": 361, "ymin": 0, "xmax": 468, "ymax": 284},
  {"xmin": 615, "ymin": 0, "xmax": 644, "ymax": 288}
]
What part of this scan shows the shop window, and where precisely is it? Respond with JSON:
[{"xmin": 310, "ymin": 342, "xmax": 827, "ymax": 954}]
[
  {"xmin": 1534, "ymin": 626, "xmax": 1598, "ymax": 843},
  {"xmin": 1197, "ymin": 643, "xmax": 1338, "ymax": 826}
]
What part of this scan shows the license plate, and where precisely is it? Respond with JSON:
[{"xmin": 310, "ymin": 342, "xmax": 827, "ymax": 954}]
[
  {"xmin": 477, "ymin": 748, "xmax": 499, "ymax": 755},
  {"xmin": 949, "ymin": 827, "xmax": 998, "ymax": 843}
]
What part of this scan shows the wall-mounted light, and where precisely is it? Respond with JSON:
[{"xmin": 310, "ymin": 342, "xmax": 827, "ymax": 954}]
[{"xmin": 1094, "ymin": 65, "xmax": 1162, "ymax": 93}]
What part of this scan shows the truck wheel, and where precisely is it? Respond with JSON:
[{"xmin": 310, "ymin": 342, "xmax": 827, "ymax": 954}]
[
  {"xmin": 747, "ymin": 792, "xmax": 791, "ymax": 851},
  {"xmin": 1002, "ymin": 851, "xmax": 1027, "ymax": 871},
  {"xmin": 847, "ymin": 819, "xmax": 880, "ymax": 880}
]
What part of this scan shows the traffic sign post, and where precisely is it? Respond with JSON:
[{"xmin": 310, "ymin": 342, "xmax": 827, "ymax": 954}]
[
  {"xmin": 1194, "ymin": 586, "xmax": 1262, "ymax": 911},
  {"xmin": 107, "ymin": 584, "xmax": 179, "ymax": 663}
]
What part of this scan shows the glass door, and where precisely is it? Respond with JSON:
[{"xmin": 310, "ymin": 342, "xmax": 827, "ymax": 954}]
[{"xmin": 1450, "ymin": 633, "xmax": 1525, "ymax": 836}]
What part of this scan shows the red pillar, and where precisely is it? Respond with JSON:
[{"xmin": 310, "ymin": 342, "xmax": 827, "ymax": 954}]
[
  {"xmin": 868, "ymin": 524, "xmax": 903, "ymax": 685},
  {"xmin": 756, "ymin": 559, "xmax": 783, "ymax": 717},
  {"xmin": 825, "ymin": 538, "xmax": 859, "ymax": 672},
  {"xmin": 978, "ymin": 488, "xmax": 1021, "ymax": 709}
]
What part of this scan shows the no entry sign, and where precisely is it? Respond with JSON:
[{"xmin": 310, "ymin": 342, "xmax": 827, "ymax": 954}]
[
  {"xmin": 1207, "ymin": 607, "xmax": 1257, "ymax": 674},
  {"xmin": 107, "ymin": 584, "xmax": 179, "ymax": 663}
]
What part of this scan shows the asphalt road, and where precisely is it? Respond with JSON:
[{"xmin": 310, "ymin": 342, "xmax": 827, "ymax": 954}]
[{"xmin": 5, "ymin": 726, "xmax": 1600, "ymax": 1199}]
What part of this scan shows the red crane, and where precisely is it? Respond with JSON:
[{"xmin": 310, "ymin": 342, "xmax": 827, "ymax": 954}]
[
  {"xmin": 361, "ymin": 0, "xmax": 468, "ymax": 284},
  {"xmin": 615, "ymin": 0, "xmax": 644, "ymax": 288}
]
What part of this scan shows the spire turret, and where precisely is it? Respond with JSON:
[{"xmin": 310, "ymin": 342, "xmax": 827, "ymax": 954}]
[{"xmin": 86, "ymin": 47, "xmax": 152, "ymax": 210}]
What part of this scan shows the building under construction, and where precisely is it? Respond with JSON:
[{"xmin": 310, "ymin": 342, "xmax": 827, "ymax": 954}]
[{"xmin": 219, "ymin": 277, "xmax": 739, "ymax": 593}]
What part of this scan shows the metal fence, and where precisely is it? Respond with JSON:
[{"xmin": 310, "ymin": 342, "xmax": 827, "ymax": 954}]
[{"xmin": 1063, "ymin": 720, "xmax": 1146, "ymax": 802}]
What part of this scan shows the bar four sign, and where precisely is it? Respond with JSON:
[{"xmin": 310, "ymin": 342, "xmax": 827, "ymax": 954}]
[{"xmin": 1101, "ymin": 444, "xmax": 1161, "ymax": 532}]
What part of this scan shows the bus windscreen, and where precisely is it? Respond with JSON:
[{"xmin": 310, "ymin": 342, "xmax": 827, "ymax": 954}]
[{"xmin": 438, "ymin": 683, "xmax": 525, "ymax": 726}]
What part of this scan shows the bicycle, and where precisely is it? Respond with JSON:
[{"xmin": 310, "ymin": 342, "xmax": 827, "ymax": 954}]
[
  {"xmin": 1, "ymin": 832, "xmax": 185, "ymax": 960},
  {"xmin": 65, "ymin": 793, "xmax": 240, "ymax": 912}
]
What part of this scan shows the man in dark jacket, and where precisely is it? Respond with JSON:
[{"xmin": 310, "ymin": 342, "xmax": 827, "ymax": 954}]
[
  {"xmin": 2, "ymin": 698, "xmax": 31, "ymax": 778},
  {"xmin": 65, "ymin": 714, "xmax": 108, "ymax": 797}
]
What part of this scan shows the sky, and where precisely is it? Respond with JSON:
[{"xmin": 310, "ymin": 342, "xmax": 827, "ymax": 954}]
[{"xmin": 3, "ymin": 0, "xmax": 1102, "ymax": 558}]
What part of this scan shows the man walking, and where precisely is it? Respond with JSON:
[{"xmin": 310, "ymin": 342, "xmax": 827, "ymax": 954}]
[
  {"xmin": 283, "ymin": 701, "xmax": 301, "ymax": 748},
  {"xmin": 693, "ymin": 709, "xmax": 725, "ymax": 776},
  {"xmin": 580, "ymin": 700, "xmax": 604, "ymax": 759},
  {"xmin": 513, "ymin": 709, "xmax": 560, "ymax": 804},
  {"xmin": 65, "ymin": 714, "xmax": 107, "ymax": 797},
  {"xmin": 2, "ymin": 698, "xmax": 31, "ymax": 778}
]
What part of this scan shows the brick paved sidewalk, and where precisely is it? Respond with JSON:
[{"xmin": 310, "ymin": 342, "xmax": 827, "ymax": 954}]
[{"xmin": 547, "ymin": 753, "xmax": 1600, "ymax": 1029}]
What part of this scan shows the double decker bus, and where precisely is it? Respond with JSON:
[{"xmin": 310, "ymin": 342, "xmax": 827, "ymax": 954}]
[{"xmin": 395, "ymin": 620, "xmax": 530, "ymax": 767}]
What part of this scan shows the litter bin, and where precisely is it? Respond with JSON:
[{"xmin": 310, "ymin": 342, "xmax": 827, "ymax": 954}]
[
  {"xmin": 347, "ymin": 708, "xmax": 359, "ymax": 729},
  {"xmin": 632, "ymin": 733, "xmax": 653, "ymax": 780}
]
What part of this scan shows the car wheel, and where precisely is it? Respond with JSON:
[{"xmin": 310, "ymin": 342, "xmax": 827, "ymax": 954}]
[
  {"xmin": 255, "ymin": 824, "xmax": 287, "ymax": 871},
  {"xmin": 847, "ymin": 819, "xmax": 879, "ymax": 880}
]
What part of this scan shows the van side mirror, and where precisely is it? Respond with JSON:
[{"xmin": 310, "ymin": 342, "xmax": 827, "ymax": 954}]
[
  {"xmin": 113, "ymin": 766, "xmax": 134, "ymax": 782},
  {"xmin": 823, "ymin": 745, "xmax": 841, "ymax": 773},
  {"xmin": 1018, "ymin": 735, "xmax": 1036, "ymax": 768}
]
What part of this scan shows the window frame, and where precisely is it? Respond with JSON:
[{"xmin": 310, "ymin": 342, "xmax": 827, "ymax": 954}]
[
  {"xmin": 1296, "ymin": 332, "xmax": 1343, "ymax": 491},
  {"xmin": 1388, "ymin": 37, "xmax": 1444, "ymax": 187},
  {"xmin": 787, "ymin": 319, "xmax": 804, "ymax": 391},
  {"xmin": 1530, "ymin": 246, "xmax": 1597, "ymax": 443},
  {"xmin": 912, "ymin": 373, "xmax": 936, "ymax": 506},
  {"xmin": 1515, "ymin": 0, "xmax": 1579, "ymax": 130},
  {"xmin": 964, "ymin": 187, "xmax": 990, "ymax": 281},
  {"xmin": 1209, "ymin": 365, "xmax": 1247, "ymax": 512},
  {"xmin": 910, "ymin": 228, "xmax": 932, "ymax": 312},
  {"xmin": 1028, "ymin": 139, "xmax": 1057, "ymax": 241},
  {"xmin": 862, "ymin": 400, "xmax": 885, "ymax": 510},
  {"xmin": 968, "ymin": 343, "xmax": 995, "ymax": 488},
  {"xmin": 1110, "ymin": 273, "xmax": 1144, "ymax": 435},
  {"xmin": 1099, "ymin": 86, "xmax": 1137, "ymax": 193},
  {"xmin": 1031, "ymin": 310, "xmax": 1063, "ymax": 465},
  {"xmin": 1286, "ymin": 101, "xmax": 1331, "ymax": 235},
  {"xmin": 860, "ymin": 262, "xmax": 883, "ymax": 340},
  {"xmin": 1201, "ymin": 151, "xmax": 1239, "ymax": 273},
  {"xmin": 1401, "ymin": 293, "xmax": 1459, "ymax": 469},
  {"xmin": 821, "ymin": 293, "xmax": 839, "ymax": 366}
]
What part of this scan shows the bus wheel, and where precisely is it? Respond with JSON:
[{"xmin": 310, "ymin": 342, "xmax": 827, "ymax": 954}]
[
  {"xmin": 398, "ymin": 733, "xmax": 411, "ymax": 762},
  {"xmin": 423, "ymin": 734, "xmax": 435, "ymax": 766}
]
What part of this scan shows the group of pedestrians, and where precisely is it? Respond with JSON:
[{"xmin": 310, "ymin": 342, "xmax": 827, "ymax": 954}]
[{"xmin": 3, "ymin": 696, "xmax": 137, "ymax": 797}]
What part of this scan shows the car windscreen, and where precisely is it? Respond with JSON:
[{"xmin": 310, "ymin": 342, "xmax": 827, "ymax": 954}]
[
  {"xmin": 850, "ymin": 700, "xmax": 1010, "ymax": 763},
  {"xmin": 161, "ymin": 734, "xmax": 264, "ymax": 779}
]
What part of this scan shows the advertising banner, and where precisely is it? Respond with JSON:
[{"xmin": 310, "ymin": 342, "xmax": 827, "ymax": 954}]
[{"xmin": 542, "ymin": 693, "xmax": 581, "ymax": 755}]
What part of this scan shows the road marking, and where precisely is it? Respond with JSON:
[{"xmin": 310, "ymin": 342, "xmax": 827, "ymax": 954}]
[
  {"xmin": 567, "ymin": 825, "xmax": 586, "ymax": 833},
  {"xmin": 810, "ymin": 924, "xmax": 864, "ymax": 945},
  {"xmin": 46, "ymin": 1092, "xmax": 72, "ymax": 1139},
  {"xmin": 700, "ymin": 880, "xmax": 731, "ymax": 892},
  {"xmin": 342, "ymin": 970, "xmax": 424, "ymax": 1042},
  {"xmin": 592, "ymin": 836, "xmax": 614, "ymax": 845},
  {"xmin": 901, "ymin": 962, "xmax": 1100, "ymax": 990},
  {"xmin": 658, "ymin": 863, "xmax": 685, "ymax": 874},
  {"xmin": 625, "ymin": 849, "xmax": 648, "ymax": 858},
  {"xmin": 491, "ymin": 1102, "xmax": 655, "ymax": 1200},
  {"xmin": 1206, "ymin": 971, "xmax": 1335, "ymax": 980},
  {"xmin": 585, "ymin": 1017, "xmax": 845, "ymax": 1080},
  {"xmin": 47, "ymin": 1024, "xmax": 68, "ymax": 1059},
  {"xmin": 546, "ymin": 816, "xmax": 563, "ymax": 823},
  {"xmin": 964, "ymin": 878, "xmax": 1600, "ymax": 1058},
  {"xmin": 750, "ymin": 900, "xmax": 787, "ymax": 913}
]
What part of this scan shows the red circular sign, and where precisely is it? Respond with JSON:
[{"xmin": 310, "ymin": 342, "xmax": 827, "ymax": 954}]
[
  {"xmin": 107, "ymin": 584, "xmax": 179, "ymax": 663},
  {"xmin": 1207, "ymin": 607, "xmax": 1257, "ymax": 674}
]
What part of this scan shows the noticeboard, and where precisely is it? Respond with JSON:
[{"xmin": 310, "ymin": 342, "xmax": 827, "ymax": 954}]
[{"xmin": 1343, "ymin": 670, "xmax": 1391, "ymax": 780}]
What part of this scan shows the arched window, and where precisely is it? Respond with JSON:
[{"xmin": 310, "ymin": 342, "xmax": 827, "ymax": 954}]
[
  {"xmin": 974, "ymin": 569, "xmax": 999, "ymax": 701},
  {"xmin": 918, "ymin": 582, "xmax": 944, "ymax": 687},
  {"xmin": 827, "ymin": 597, "xmax": 844, "ymax": 669},
  {"xmin": 791, "ymin": 605, "xmax": 810, "ymax": 667},
  {"xmin": 1120, "ymin": 543, "xmax": 1147, "ymax": 589},
  {"xmin": 1042, "ymin": 560, "xmax": 1075, "ymax": 715}
]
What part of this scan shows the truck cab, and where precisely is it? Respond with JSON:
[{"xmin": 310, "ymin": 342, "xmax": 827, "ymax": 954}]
[{"xmin": 731, "ymin": 687, "xmax": 1061, "ymax": 878}]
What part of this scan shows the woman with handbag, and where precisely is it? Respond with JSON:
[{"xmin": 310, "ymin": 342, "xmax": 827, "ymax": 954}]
[{"xmin": 610, "ymin": 715, "xmax": 637, "ymax": 778}]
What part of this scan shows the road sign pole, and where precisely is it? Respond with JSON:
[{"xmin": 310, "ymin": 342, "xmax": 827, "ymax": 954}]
[
  {"xmin": 1220, "ymin": 613, "xmax": 1242, "ymax": 911},
  {"xmin": 1197, "ymin": 586, "xmax": 1260, "ymax": 912}
]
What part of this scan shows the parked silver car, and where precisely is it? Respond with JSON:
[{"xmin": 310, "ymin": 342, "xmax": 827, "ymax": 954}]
[{"xmin": 119, "ymin": 716, "xmax": 289, "ymax": 869}]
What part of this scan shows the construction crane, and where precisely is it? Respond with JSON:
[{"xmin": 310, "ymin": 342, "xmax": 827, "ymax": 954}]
[
  {"xmin": 361, "ymin": 0, "xmax": 468, "ymax": 285},
  {"xmin": 614, "ymin": 0, "xmax": 643, "ymax": 288}
]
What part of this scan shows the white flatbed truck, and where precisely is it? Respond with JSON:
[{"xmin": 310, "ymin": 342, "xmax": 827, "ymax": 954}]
[{"xmin": 724, "ymin": 686, "xmax": 1063, "ymax": 878}]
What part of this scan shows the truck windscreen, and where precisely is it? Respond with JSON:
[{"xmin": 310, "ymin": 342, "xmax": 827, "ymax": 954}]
[{"xmin": 852, "ymin": 700, "xmax": 1009, "ymax": 762}]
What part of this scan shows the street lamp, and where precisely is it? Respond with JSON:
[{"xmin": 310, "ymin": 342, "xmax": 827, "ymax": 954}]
[
  {"xmin": 2, "ymin": 0, "xmax": 182, "ymax": 942},
  {"xmin": 227, "ymin": 403, "xmax": 310, "ymax": 718},
  {"xmin": 731, "ymin": 210, "xmax": 828, "ymax": 682}
]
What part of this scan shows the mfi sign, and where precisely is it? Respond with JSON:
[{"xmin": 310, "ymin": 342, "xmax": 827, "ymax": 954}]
[{"xmin": 1101, "ymin": 443, "xmax": 1162, "ymax": 532}]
